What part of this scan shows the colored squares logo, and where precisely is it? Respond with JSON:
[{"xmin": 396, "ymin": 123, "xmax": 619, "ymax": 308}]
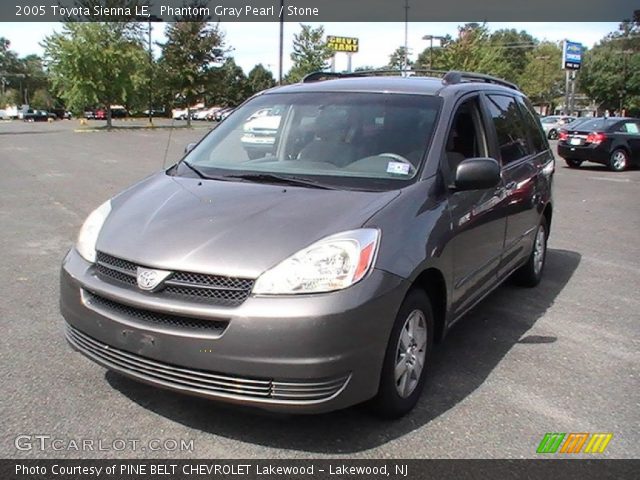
[{"xmin": 537, "ymin": 433, "xmax": 612, "ymax": 454}]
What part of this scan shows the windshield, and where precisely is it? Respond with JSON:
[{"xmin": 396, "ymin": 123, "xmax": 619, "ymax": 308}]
[{"xmin": 174, "ymin": 92, "xmax": 441, "ymax": 190}]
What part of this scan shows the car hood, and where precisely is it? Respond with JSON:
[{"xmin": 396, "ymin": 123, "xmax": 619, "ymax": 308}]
[{"xmin": 97, "ymin": 172, "xmax": 399, "ymax": 279}]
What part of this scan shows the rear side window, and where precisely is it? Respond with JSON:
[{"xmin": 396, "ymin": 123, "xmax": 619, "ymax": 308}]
[
  {"xmin": 619, "ymin": 121, "xmax": 640, "ymax": 134},
  {"xmin": 485, "ymin": 94, "xmax": 531, "ymax": 165},
  {"xmin": 516, "ymin": 97, "xmax": 548, "ymax": 154}
]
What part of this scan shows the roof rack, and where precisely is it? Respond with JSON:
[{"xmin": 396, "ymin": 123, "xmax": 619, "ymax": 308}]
[{"xmin": 301, "ymin": 69, "xmax": 519, "ymax": 91}]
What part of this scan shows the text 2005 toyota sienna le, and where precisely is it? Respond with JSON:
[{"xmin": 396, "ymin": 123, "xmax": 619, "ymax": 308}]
[{"xmin": 61, "ymin": 71, "xmax": 554, "ymax": 417}]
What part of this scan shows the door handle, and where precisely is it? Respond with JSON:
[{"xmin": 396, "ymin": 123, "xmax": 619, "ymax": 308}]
[{"xmin": 505, "ymin": 181, "xmax": 517, "ymax": 191}]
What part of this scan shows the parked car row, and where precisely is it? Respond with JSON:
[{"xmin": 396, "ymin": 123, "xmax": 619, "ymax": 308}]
[
  {"xmin": 171, "ymin": 106, "xmax": 235, "ymax": 122},
  {"xmin": 84, "ymin": 107, "xmax": 129, "ymax": 120}
]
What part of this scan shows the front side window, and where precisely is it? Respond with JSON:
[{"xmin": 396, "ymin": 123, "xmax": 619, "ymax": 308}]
[
  {"xmin": 485, "ymin": 94, "xmax": 531, "ymax": 165},
  {"xmin": 444, "ymin": 97, "xmax": 488, "ymax": 175},
  {"xmin": 175, "ymin": 92, "xmax": 442, "ymax": 191}
]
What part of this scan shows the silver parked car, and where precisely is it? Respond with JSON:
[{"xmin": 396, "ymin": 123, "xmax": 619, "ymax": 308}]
[
  {"xmin": 60, "ymin": 71, "xmax": 554, "ymax": 417},
  {"xmin": 540, "ymin": 115, "xmax": 576, "ymax": 140}
]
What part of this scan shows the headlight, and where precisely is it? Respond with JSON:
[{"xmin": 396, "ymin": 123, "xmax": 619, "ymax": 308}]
[
  {"xmin": 76, "ymin": 200, "xmax": 111, "ymax": 263},
  {"xmin": 253, "ymin": 229, "xmax": 379, "ymax": 295}
]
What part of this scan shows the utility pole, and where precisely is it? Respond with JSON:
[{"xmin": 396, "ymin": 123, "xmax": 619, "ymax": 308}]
[
  {"xmin": 402, "ymin": 0, "xmax": 409, "ymax": 74},
  {"xmin": 619, "ymin": 49, "xmax": 632, "ymax": 115},
  {"xmin": 536, "ymin": 55, "xmax": 550, "ymax": 114},
  {"xmin": 140, "ymin": 15, "xmax": 160, "ymax": 125},
  {"xmin": 278, "ymin": 0, "xmax": 284, "ymax": 84}
]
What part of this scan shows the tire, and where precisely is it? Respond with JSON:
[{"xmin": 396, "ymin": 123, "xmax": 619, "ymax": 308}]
[
  {"xmin": 609, "ymin": 149, "xmax": 629, "ymax": 172},
  {"xmin": 548, "ymin": 129, "xmax": 558, "ymax": 140},
  {"xmin": 564, "ymin": 158, "xmax": 582, "ymax": 169},
  {"xmin": 513, "ymin": 219, "xmax": 548, "ymax": 287},
  {"xmin": 370, "ymin": 289, "xmax": 434, "ymax": 418}
]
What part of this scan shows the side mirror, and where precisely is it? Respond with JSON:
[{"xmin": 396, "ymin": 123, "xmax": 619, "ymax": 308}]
[
  {"xmin": 184, "ymin": 143, "xmax": 196, "ymax": 154},
  {"xmin": 453, "ymin": 157, "xmax": 501, "ymax": 191}
]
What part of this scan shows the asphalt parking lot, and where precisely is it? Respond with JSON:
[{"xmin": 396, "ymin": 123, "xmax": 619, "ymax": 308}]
[{"xmin": 1, "ymin": 119, "xmax": 638, "ymax": 459}]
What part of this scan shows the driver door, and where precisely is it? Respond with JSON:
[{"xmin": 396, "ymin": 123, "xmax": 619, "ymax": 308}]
[{"xmin": 445, "ymin": 95, "xmax": 507, "ymax": 316}]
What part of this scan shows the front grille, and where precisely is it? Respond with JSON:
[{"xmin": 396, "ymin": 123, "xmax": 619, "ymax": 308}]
[
  {"xmin": 65, "ymin": 324, "xmax": 350, "ymax": 404},
  {"xmin": 95, "ymin": 252, "xmax": 254, "ymax": 306},
  {"xmin": 84, "ymin": 291, "xmax": 228, "ymax": 334}
]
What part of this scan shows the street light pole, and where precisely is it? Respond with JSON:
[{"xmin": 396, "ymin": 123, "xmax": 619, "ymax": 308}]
[{"xmin": 422, "ymin": 35, "xmax": 445, "ymax": 70}]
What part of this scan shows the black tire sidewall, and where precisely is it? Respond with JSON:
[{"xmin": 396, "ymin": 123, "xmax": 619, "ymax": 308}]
[
  {"xmin": 372, "ymin": 289, "xmax": 434, "ymax": 418},
  {"xmin": 565, "ymin": 159, "xmax": 582, "ymax": 168}
]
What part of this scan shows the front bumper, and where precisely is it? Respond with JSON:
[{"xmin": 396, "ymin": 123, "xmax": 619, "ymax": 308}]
[{"xmin": 60, "ymin": 248, "xmax": 407, "ymax": 413}]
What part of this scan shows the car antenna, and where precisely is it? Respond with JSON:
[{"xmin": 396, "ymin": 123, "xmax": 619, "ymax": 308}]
[{"xmin": 161, "ymin": 116, "xmax": 176, "ymax": 170}]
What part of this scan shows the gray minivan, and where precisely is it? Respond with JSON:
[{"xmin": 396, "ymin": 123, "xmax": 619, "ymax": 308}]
[{"xmin": 60, "ymin": 71, "xmax": 554, "ymax": 417}]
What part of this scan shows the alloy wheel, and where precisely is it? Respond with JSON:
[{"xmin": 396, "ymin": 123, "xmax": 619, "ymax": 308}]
[
  {"xmin": 394, "ymin": 309, "xmax": 428, "ymax": 398},
  {"xmin": 533, "ymin": 224, "xmax": 546, "ymax": 276},
  {"xmin": 611, "ymin": 151, "xmax": 627, "ymax": 171}
]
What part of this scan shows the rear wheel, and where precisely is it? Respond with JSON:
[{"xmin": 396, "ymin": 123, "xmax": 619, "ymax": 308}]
[
  {"xmin": 370, "ymin": 289, "xmax": 434, "ymax": 418},
  {"xmin": 548, "ymin": 129, "xmax": 558, "ymax": 140},
  {"xmin": 609, "ymin": 149, "xmax": 628, "ymax": 172},
  {"xmin": 513, "ymin": 219, "xmax": 548, "ymax": 287},
  {"xmin": 564, "ymin": 158, "xmax": 582, "ymax": 169}
]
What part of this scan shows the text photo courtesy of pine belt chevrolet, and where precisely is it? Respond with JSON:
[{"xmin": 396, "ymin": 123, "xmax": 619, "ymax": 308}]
[{"xmin": 60, "ymin": 70, "xmax": 554, "ymax": 418}]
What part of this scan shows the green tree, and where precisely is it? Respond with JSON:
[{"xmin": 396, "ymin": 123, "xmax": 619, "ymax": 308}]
[
  {"xmin": 160, "ymin": 21, "xmax": 225, "ymax": 125},
  {"xmin": 210, "ymin": 58, "xmax": 247, "ymax": 107},
  {"xmin": 246, "ymin": 64, "xmax": 275, "ymax": 96},
  {"xmin": 580, "ymin": 20, "xmax": 640, "ymax": 115},
  {"xmin": 42, "ymin": 23, "xmax": 147, "ymax": 127},
  {"xmin": 518, "ymin": 42, "xmax": 564, "ymax": 113},
  {"xmin": 439, "ymin": 23, "xmax": 510, "ymax": 78},
  {"xmin": 388, "ymin": 46, "xmax": 412, "ymax": 70},
  {"xmin": 30, "ymin": 88, "xmax": 53, "ymax": 110},
  {"xmin": 489, "ymin": 29, "xmax": 537, "ymax": 82},
  {"xmin": 1, "ymin": 37, "xmax": 24, "ymax": 103},
  {"xmin": 285, "ymin": 24, "xmax": 333, "ymax": 83},
  {"xmin": 415, "ymin": 24, "xmax": 510, "ymax": 79}
]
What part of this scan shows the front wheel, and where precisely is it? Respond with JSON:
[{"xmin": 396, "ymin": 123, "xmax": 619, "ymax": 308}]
[
  {"xmin": 564, "ymin": 158, "xmax": 582, "ymax": 169},
  {"xmin": 548, "ymin": 129, "xmax": 558, "ymax": 140},
  {"xmin": 609, "ymin": 149, "xmax": 629, "ymax": 172},
  {"xmin": 513, "ymin": 219, "xmax": 548, "ymax": 287},
  {"xmin": 370, "ymin": 289, "xmax": 434, "ymax": 418}
]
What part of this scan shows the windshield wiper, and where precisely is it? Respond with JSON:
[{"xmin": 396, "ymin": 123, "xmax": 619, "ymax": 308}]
[
  {"xmin": 181, "ymin": 160, "xmax": 209, "ymax": 179},
  {"xmin": 180, "ymin": 161, "xmax": 234, "ymax": 182},
  {"xmin": 225, "ymin": 173, "xmax": 336, "ymax": 190}
]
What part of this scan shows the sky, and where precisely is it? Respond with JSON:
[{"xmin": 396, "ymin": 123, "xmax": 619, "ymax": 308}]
[{"xmin": 1, "ymin": 22, "xmax": 620, "ymax": 74}]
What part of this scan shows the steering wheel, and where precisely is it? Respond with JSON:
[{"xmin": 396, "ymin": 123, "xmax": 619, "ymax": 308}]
[{"xmin": 378, "ymin": 153, "xmax": 415, "ymax": 173}]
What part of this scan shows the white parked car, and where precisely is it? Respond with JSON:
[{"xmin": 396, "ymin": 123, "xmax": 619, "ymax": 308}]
[
  {"xmin": 172, "ymin": 108, "xmax": 189, "ymax": 120},
  {"xmin": 241, "ymin": 113, "xmax": 281, "ymax": 159}
]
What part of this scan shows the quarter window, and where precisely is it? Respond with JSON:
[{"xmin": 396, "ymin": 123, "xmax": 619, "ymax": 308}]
[
  {"xmin": 486, "ymin": 94, "xmax": 531, "ymax": 165},
  {"xmin": 516, "ymin": 97, "xmax": 548, "ymax": 154}
]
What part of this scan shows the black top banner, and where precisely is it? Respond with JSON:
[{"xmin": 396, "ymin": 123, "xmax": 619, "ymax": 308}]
[{"xmin": 2, "ymin": 0, "xmax": 638, "ymax": 22}]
